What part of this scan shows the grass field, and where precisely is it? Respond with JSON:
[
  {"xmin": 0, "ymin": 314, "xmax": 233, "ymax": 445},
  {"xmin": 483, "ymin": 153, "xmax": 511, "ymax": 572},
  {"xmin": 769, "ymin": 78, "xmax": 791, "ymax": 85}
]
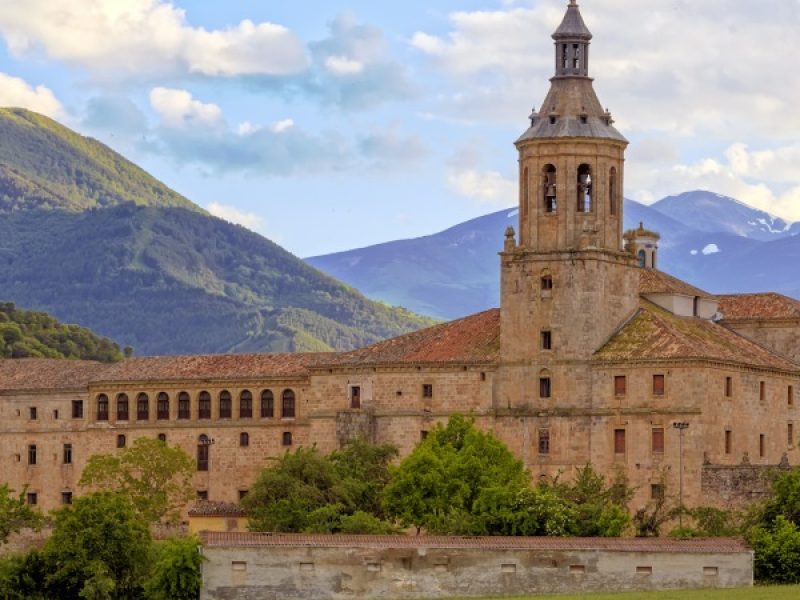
[{"xmin": 452, "ymin": 586, "xmax": 800, "ymax": 600}]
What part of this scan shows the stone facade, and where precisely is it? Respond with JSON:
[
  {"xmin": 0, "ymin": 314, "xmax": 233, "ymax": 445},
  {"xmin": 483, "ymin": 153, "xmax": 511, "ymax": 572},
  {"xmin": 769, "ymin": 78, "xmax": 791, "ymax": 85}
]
[
  {"xmin": 2, "ymin": 1, "xmax": 800, "ymax": 519},
  {"xmin": 199, "ymin": 533, "xmax": 753, "ymax": 599}
]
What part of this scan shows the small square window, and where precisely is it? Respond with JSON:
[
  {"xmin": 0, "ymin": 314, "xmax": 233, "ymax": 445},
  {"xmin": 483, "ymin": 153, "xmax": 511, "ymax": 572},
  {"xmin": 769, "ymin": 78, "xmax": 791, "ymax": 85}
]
[
  {"xmin": 61, "ymin": 491, "xmax": 73, "ymax": 505},
  {"xmin": 420, "ymin": 430, "xmax": 429, "ymax": 441},
  {"xmin": 541, "ymin": 331, "xmax": 552, "ymax": 350},
  {"xmin": 197, "ymin": 490, "xmax": 208, "ymax": 501},
  {"xmin": 117, "ymin": 434, "xmax": 126, "ymax": 449},
  {"xmin": 72, "ymin": 400, "xmax": 84, "ymax": 419},
  {"xmin": 651, "ymin": 484, "xmax": 665, "ymax": 500},
  {"xmin": 422, "ymin": 384, "xmax": 433, "ymax": 399},
  {"xmin": 238, "ymin": 490, "xmax": 248, "ymax": 501},
  {"xmin": 538, "ymin": 429, "xmax": 550, "ymax": 455},
  {"xmin": 541, "ymin": 276, "xmax": 553, "ymax": 291},
  {"xmin": 26, "ymin": 492, "xmax": 37, "ymax": 505},
  {"xmin": 240, "ymin": 432, "xmax": 250, "ymax": 447}
]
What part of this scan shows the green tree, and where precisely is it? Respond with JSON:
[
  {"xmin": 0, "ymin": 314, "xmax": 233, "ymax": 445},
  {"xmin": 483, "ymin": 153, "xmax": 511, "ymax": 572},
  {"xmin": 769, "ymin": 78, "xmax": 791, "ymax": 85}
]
[
  {"xmin": 329, "ymin": 439, "xmax": 398, "ymax": 518},
  {"xmin": 749, "ymin": 516, "xmax": 800, "ymax": 584},
  {"xmin": 558, "ymin": 465, "xmax": 632, "ymax": 537},
  {"xmin": 145, "ymin": 537, "xmax": 203, "ymax": 600},
  {"xmin": 762, "ymin": 467, "xmax": 800, "ymax": 526},
  {"xmin": 0, "ymin": 484, "xmax": 42, "ymax": 545},
  {"xmin": 43, "ymin": 492, "xmax": 152, "ymax": 600},
  {"xmin": 383, "ymin": 415, "xmax": 528, "ymax": 534},
  {"xmin": 79, "ymin": 437, "xmax": 195, "ymax": 525}
]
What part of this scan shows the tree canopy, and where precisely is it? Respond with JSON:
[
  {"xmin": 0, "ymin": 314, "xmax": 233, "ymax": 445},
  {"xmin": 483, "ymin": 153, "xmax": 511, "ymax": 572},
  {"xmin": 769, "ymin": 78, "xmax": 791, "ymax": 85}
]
[
  {"xmin": 0, "ymin": 484, "xmax": 42, "ymax": 545},
  {"xmin": 79, "ymin": 437, "xmax": 195, "ymax": 525}
]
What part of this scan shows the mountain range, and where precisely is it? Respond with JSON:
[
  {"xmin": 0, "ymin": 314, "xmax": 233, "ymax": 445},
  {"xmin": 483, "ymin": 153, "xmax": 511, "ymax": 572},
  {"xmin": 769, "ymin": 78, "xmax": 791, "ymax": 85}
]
[
  {"xmin": 0, "ymin": 108, "xmax": 433, "ymax": 356},
  {"xmin": 307, "ymin": 191, "xmax": 800, "ymax": 320}
]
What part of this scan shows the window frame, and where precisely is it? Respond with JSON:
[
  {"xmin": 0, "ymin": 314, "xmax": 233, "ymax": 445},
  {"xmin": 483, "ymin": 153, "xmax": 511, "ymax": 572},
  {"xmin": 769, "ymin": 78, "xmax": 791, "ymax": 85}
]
[{"xmin": 281, "ymin": 389, "xmax": 296, "ymax": 419}]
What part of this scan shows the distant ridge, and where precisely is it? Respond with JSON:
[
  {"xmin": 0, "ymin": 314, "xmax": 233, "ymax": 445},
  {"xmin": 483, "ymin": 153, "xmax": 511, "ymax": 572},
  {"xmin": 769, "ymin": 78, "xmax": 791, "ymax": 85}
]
[{"xmin": 0, "ymin": 109, "xmax": 434, "ymax": 355}]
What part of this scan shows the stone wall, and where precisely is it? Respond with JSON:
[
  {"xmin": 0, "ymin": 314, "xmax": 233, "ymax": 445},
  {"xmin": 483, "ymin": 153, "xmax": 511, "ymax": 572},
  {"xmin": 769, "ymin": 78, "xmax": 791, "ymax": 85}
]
[
  {"xmin": 702, "ymin": 459, "xmax": 791, "ymax": 508},
  {"xmin": 200, "ymin": 534, "xmax": 753, "ymax": 600}
]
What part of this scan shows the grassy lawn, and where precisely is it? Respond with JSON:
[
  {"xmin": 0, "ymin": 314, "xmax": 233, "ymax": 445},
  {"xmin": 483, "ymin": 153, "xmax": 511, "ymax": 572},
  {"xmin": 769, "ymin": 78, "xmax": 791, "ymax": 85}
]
[{"xmin": 449, "ymin": 586, "xmax": 800, "ymax": 600}]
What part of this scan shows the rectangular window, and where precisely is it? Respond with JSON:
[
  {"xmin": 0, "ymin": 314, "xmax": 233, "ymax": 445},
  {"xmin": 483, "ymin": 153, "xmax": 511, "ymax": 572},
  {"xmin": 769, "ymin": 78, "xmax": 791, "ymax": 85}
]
[
  {"xmin": 420, "ymin": 430, "xmax": 429, "ymax": 441},
  {"xmin": 725, "ymin": 430, "xmax": 732, "ymax": 455},
  {"xmin": 636, "ymin": 566, "xmax": 653, "ymax": 576},
  {"xmin": 759, "ymin": 434, "xmax": 765, "ymax": 458},
  {"xmin": 72, "ymin": 400, "xmax": 84, "ymax": 419},
  {"xmin": 789, "ymin": 386, "xmax": 794, "ymax": 407},
  {"xmin": 197, "ymin": 490, "xmax": 208, "ymax": 501},
  {"xmin": 61, "ymin": 491, "xmax": 73, "ymax": 505},
  {"xmin": 653, "ymin": 374, "xmax": 665, "ymax": 396},
  {"xmin": 541, "ymin": 330, "xmax": 552, "ymax": 350},
  {"xmin": 63, "ymin": 443, "xmax": 73, "ymax": 465},
  {"xmin": 651, "ymin": 484, "xmax": 665, "ymax": 500},
  {"xmin": 538, "ymin": 429, "xmax": 550, "ymax": 455},
  {"xmin": 282, "ymin": 431, "xmax": 293, "ymax": 447},
  {"xmin": 238, "ymin": 490, "xmax": 248, "ymax": 501},
  {"xmin": 614, "ymin": 429, "xmax": 626, "ymax": 455},
  {"xmin": 760, "ymin": 381, "xmax": 766, "ymax": 404},
  {"xmin": 704, "ymin": 567, "xmax": 719, "ymax": 578},
  {"xmin": 28, "ymin": 444, "xmax": 37, "ymax": 465},
  {"xmin": 539, "ymin": 377, "xmax": 552, "ymax": 398},
  {"xmin": 725, "ymin": 377, "xmax": 733, "ymax": 398},
  {"xmin": 651, "ymin": 428, "xmax": 665, "ymax": 454},
  {"xmin": 26, "ymin": 492, "xmax": 37, "ymax": 505},
  {"xmin": 789, "ymin": 423, "xmax": 795, "ymax": 447},
  {"xmin": 53, "ymin": 409, "xmax": 59, "ymax": 420},
  {"xmin": 29, "ymin": 407, "xmax": 37, "ymax": 420},
  {"xmin": 350, "ymin": 385, "xmax": 361, "ymax": 409},
  {"xmin": 422, "ymin": 384, "xmax": 433, "ymax": 399},
  {"xmin": 614, "ymin": 376, "xmax": 626, "ymax": 397}
]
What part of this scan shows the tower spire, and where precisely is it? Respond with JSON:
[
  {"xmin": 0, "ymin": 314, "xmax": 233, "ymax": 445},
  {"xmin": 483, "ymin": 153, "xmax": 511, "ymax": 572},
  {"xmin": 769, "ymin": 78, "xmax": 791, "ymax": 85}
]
[{"xmin": 553, "ymin": 0, "xmax": 592, "ymax": 77}]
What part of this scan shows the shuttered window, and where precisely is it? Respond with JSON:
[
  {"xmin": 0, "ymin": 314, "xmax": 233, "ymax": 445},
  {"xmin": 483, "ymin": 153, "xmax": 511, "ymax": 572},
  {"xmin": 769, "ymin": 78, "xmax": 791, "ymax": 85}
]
[
  {"xmin": 614, "ymin": 429, "xmax": 626, "ymax": 455},
  {"xmin": 614, "ymin": 376, "xmax": 626, "ymax": 397}
]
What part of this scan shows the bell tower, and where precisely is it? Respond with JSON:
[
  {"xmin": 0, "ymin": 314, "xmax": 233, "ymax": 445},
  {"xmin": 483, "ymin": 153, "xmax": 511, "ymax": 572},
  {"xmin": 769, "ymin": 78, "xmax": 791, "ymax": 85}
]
[{"xmin": 496, "ymin": 1, "xmax": 640, "ymax": 414}]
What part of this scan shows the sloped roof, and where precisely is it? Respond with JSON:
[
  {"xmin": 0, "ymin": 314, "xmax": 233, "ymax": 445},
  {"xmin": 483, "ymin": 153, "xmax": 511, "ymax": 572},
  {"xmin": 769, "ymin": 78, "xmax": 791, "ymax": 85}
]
[
  {"xmin": 595, "ymin": 300, "xmax": 799, "ymax": 372},
  {"xmin": 325, "ymin": 309, "xmax": 501, "ymax": 367},
  {"xmin": 92, "ymin": 353, "xmax": 331, "ymax": 384},
  {"xmin": 189, "ymin": 501, "xmax": 246, "ymax": 518},
  {"xmin": 553, "ymin": 2, "xmax": 592, "ymax": 40},
  {"xmin": 202, "ymin": 532, "xmax": 749, "ymax": 554},
  {"xmin": 639, "ymin": 269, "xmax": 713, "ymax": 299},
  {"xmin": 717, "ymin": 293, "xmax": 800, "ymax": 321},
  {"xmin": 0, "ymin": 358, "xmax": 106, "ymax": 392}
]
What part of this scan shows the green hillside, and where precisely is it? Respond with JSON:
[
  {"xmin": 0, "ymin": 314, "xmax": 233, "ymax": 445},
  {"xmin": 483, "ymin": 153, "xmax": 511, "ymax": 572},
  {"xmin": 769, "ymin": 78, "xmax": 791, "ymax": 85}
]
[
  {"xmin": 0, "ymin": 109, "xmax": 434, "ymax": 355},
  {"xmin": 0, "ymin": 302, "xmax": 123, "ymax": 362},
  {"xmin": 0, "ymin": 107, "xmax": 199, "ymax": 213}
]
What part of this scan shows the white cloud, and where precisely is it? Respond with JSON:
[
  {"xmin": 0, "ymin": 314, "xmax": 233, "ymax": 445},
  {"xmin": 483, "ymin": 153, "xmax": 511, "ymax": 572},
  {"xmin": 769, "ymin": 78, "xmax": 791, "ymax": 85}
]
[
  {"xmin": 207, "ymin": 202, "xmax": 263, "ymax": 230},
  {"xmin": 0, "ymin": 0, "xmax": 308, "ymax": 78},
  {"xmin": 446, "ymin": 169, "xmax": 516, "ymax": 204},
  {"xmin": 0, "ymin": 72, "xmax": 63, "ymax": 117},
  {"xmin": 149, "ymin": 88, "xmax": 222, "ymax": 128},
  {"xmin": 272, "ymin": 119, "xmax": 295, "ymax": 133},
  {"xmin": 324, "ymin": 56, "xmax": 365, "ymax": 76}
]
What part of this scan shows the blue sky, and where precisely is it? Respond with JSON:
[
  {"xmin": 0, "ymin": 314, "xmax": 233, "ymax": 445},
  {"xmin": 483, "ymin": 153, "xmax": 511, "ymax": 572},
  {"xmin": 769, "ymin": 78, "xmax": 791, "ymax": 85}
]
[{"xmin": 1, "ymin": 0, "xmax": 799, "ymax": 256}]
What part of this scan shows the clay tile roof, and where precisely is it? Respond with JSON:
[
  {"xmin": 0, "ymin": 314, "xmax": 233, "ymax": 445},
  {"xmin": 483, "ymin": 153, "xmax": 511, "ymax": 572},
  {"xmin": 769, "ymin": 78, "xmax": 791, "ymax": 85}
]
[
  {"xmin": 717, "ymin": 293, "xmax": 800, "ymax": 321},
  {"xmin": 0, "ymin": 358, "xmax": 107, "ymax": 392},
  {"xmin": 639, "ymin": 269, "xmax": 713, "ymax": 299},
  {"xmin": 188, "ymin": 501, "xmax": 247, "ymax": 518},
  {"xmin": 91, "ymin": 353, "xmax": 332, "ymax": 384},
  {"xmin": 201, "ymin": 532, "xmax": 749, "ymax": 554},
  {"xmin": 324, "ymin": 309, "xmax": 500, "ymax": 367},
  {"xmin": 595, "ymin": 300, "xmax": 799, "ymax": 373}
]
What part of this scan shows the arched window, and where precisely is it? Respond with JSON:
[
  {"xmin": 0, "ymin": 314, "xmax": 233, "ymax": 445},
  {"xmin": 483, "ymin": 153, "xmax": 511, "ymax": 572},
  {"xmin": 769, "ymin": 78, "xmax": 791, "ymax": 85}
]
[
  {"xmin": 609, "ymin": 167, "xmax": 618, "ymax": 216},
  {"xmin": 521, "ymin": 167, "xmax": 529, "ymax": 219},
  {"xmin": 156, "ymin": 392, "xmax": 169, "ymax": 420},
  {"xmin": 261, "ymin": 390, "xmax": 274, "ymax": 418},
  {"xmin": 282, "ymin": 390, "xmax": 296, "ymax": 419},
  {"xmin": 638, "ymin": 249, "xmax": 646, "ymax": 268},
  {"xmin": 97, "ymin": 394, "xmax": 109, "ymax": 421},
  {"xmin": 116, "ymin": 434, "xmax": 126, "ymax": 449},
  {"xmin": 282, "ymin": 431, "xmax": 293, "ymax": 446},
  {"xmin": 240, "ymin": 390, "xmax": 253, "ymax": 419},
  {"xmin": 543, "ymin": 165, "xmax": 557, "ymax": 213},
  {"xmin": 178, "ymin": 392, "xmax": 191, "ymax": 420},
  {"xmin": 157, "ymin": 433, "xmax": 166, "ymax": 442},
  {"xmin": 577, "ymin": 164, "xmax": 592, "ymax": 212},
  {"xmin": 219, "ymin": 390, "xmax": 232, "ymax": 419},
  {"xmin": 239, "ymin": 432, "xmax": 249, "ymax": 447},
  {"xmin": 136, "ymin": 393, "xmax": 149, "ymax": 421},
  {"xmin": 197, "ymin": 434, "xmax": 210, "ymax": 471},
  {"xmin": 117, "ymin": 394, "xmax": 129, "ymax": 421},
  {"xmin": 198, "ymin": 391, "xmax": 211, "ymax": 420}
]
